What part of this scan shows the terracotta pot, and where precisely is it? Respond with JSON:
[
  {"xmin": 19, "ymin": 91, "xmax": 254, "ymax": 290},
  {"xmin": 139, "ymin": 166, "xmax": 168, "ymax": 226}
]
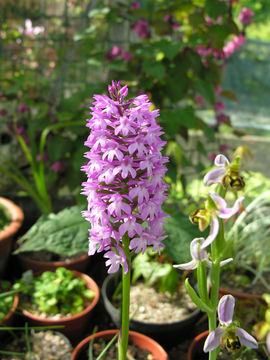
[
  {"xmin": 22, "ymin": 270, "xmax": 100, "ymax": 341},
  {"xmin": 15, "ymin": 250, "xmax": 90, "ymax": 273},
  {"xmin": 0, "ymin": 292, "xmax": 19, "ymax": 339},
  {"xmin": 0, "ymin": 197, "xmax": 24, "ymax": 277},
  {"xmin": 102, "ymin": 274, "xmax": 202, "ymax": 346},
  {"xmin": 71, "ymin": 329, "xmax": 169, "ymax": 360},
  {"xmin": 187, "ymin": 330, "xmax": 208, "ymax": 360}
]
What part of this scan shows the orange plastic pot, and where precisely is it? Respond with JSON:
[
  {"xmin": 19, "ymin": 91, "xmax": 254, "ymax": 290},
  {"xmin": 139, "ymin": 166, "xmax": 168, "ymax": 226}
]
[
  {"xmin": 0, "ymin": 197, "xmax": 24, "ymax": 277},
  {"xmin": 22, "ymin": 270, "xmax": 100, "ymax": 341},
  {"xmin": 71, "ymin": 329, "xmax": 169, "ymax": 360}
]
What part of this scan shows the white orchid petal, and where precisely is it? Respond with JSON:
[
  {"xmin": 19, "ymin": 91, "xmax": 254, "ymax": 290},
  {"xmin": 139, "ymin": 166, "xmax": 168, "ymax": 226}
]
[
  {"xmin": 218, "ymin": 295, "xmax": 235, "ymax": 326},
  {"xmin": 190, "ymin": 238, "xmax": 208, "ymax": 262},
  {"xmin": 173, "ymin": 259, "xmax": 197, "ymax": 271},
  {"xmin": 236, "ymin": 328, "xmax": 258, "ymax": 349},
  {"xmin": 220, "ymin": 258, "xmax": 233, "ymax": 267},
  {"xmin": 203, "ymin": 168, "xmax": 226, "ymax": 186},
  {"xmin": 203, "ymin": 328, "xmax": 224, "ymax": 352},
  {"xmin": 266, "ymin": 331, "xmax": 270, "ymax": 355},
  {"xmin": 201, "ymin": 217, "xmax": 219, "ymax": 249},
  {"xmin": 215, "ymin": 154, "xmax": 230, "ymax": 167},
  {"xmin": 218, "ymin": 196, "xmax": 244, "ymax": 219},
  {"xmin": 209, "ymin": 191, "xmax": 227, "ymax": 210}
]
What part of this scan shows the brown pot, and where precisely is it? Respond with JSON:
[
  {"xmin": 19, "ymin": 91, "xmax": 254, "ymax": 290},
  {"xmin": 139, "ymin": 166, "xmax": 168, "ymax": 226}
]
[
  {"xmin": 22, "ymin": 270, "xmax": 100, "ymax": 341},
  {"xmin": 15, "ymin": 250, "xmax": 90, "ymax": 273},
  {"xmin": 71, "ymin": 329, "xmax": 169, "ymax": 360},
  {"xmin": 187, "ymin": 330, "xmax": 208, "ymax": 360},
  {"xmin": 0, "ymin": 197, "xmax": 24, "ymax": 277}
]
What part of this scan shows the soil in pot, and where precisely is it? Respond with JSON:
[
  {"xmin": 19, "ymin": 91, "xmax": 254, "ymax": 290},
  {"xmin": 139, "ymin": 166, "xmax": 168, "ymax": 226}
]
[
  {"xmin": 0, "ymin": 330, "xmax": 73, "ymax": 360},
  {"xmin": 103, "ymin": 274, "xmax": 201, "ymax": 346}
]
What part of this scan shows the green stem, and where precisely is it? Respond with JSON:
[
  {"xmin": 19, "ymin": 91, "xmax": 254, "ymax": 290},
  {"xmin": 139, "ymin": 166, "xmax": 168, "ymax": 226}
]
[
  {"xmin": 118, "ymin": 235, "xmax": 131, "ymax": 360},
  {"xmin": 197, "ymin": 261, "xmax": 210, "ymax": 306}
]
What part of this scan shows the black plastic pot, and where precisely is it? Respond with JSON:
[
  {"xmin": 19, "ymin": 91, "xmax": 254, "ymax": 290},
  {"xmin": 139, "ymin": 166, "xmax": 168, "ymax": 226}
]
[{"xmin": 101, "ymin": 273, "xmax": 202, "ymax": 347}]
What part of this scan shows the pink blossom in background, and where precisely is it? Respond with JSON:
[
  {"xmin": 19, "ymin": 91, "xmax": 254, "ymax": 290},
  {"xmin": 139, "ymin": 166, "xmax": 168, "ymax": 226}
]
[
  {"xmin": 214, "ymin": 101, "xmax": 226, "ymax": 113},
  {"xmin": 238, "ymin": 7, "xmax": 254, "ymax": 25},
  {"xmin": 194, "ymin": 95, "xmax": 204, "ymax": 107},
  {"xmin": 209, "ymin": 153, "xmax": 217, "ymax": 162},
  {"xmin": 219, "ymin": 144, "xmax": 230, "ymax": 153},
  {"xmin": 18, "ymin": 104, "xmax": 29, "ymax": 113},
  {"xmin": 164, "ymin": 15, "xmax": 179, "ymax": 30},
  {"xmin": 131, "ymin": 2, "xmax": 140, "ymax": 8},
  {"xmin": 133, "ymin": 19, "xmax": 150, "ymax": 38},
  {"xmin": 121, "ymin": 51, "xmax": 133, "ymax": 61},
  {"xmin": 223, "ymin": 34, "xmax": 246, "ymax": 59},
  {"xmin": 216, "ymin": 113, "xmax": 229, "ymax": 125},
  {"xmin": 0, "ymin": 109, "xmax": 8, "ymax": 116},
  {"xmin": 215, "ymin": 86, "xmax": 222, "ymax": 96},
  {"xmin": 18, "ymin": 19, "xmax": 44, "ymax": 38},
  {"xmin": 106, "ymin": 45, "xmax": 122, "ymax": 60},
  {"xmin": 50, "ymin": 161, "xmax": 65, "ymax": 173},
  {"xmin": 81, "ymin": 81, "xmax": 169, "ymax": 274}
]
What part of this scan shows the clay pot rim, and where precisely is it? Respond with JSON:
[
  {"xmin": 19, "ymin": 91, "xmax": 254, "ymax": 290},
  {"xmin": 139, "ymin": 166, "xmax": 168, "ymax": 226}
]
[
  {"xmin": 22, "ymin": 270, "xmax": 100, "ymax": 324},
  {"xmin": 16, "ymin": 250, "xmax": 89, "ymax": 268},
  {"xmin": 187, "ymin": 330, "xmax": 209, "ymax": 360},
  {"xmin": 71, "ymin": 329, "xmax": 169, "ymax": 360},
  {"xmin": 0, "ymin": 197, "xmax": 24, "ymax": 241},
  {"xmin": 3, "ymin": 292, "xmax": 19, "ymax": 323}
]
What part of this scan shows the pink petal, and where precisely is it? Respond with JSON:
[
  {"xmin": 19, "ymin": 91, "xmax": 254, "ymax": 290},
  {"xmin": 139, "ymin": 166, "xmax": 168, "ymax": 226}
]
[
  {"xmin": 209, "ymin": 191, "xmax": 227, "ymax": 210},
  {"xmin": 266, "ymin": 331, "xmax": 270, "ymax": 356},
  {"xmin": 218, "ymin": 295, "xmax": 235, "ymax": 326},
  {"xmin": 203, "ymin": 168, "xmax": 226, "ymax": 186},
  {"xmin": 203, "ymin": 328, "xmax": 224, "ymax": 352},
  {"xmin": 236, "ymin": 328, "xmax": 258, "ymax": 349},
  {"xmin": 218, "ymin": 196, "xmax": 244, "ymax": 219}
]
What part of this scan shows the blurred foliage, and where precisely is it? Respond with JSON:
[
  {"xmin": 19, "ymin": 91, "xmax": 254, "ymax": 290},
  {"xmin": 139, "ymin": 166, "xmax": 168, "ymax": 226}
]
[{"xmin": 0, "ymin": 0, "xmax": 253, "ymax": 214}]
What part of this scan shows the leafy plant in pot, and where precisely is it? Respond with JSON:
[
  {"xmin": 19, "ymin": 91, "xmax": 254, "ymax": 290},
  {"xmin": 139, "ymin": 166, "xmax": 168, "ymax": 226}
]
[
  {"xmin": 102, "ymin": 246, "xmax": 201, "ymax": 347},
  {"xmin": 13, "ymin": 205, "xmax": 90, "ymax": 273},
  {"xmin": 13, "ymin": 267, "xmax": 100, "ymax": 341},
  {"xmin": 0, "ymin": 280, "xmax": 19, "ymax": 335},
  {"xmin": 0, "ymin": 197, "xmax": 24, "ymax": 277}
]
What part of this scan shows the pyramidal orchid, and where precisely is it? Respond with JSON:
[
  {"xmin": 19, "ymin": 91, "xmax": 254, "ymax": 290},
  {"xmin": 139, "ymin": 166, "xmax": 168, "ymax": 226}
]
[{"xmin": 81, "ymin": 81, "xmax": 168, "ymax": 360}]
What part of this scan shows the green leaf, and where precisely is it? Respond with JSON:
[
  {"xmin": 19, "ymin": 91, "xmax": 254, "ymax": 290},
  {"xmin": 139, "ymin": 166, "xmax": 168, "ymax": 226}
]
[
  {"xmin": 163, "ymin": 212, "xmax": 207, "ymax": 264},
  {"xmin": 14, "ymin": 206, "xmax": 89, "ymax": 256},
  {"xmin": 160, "ymin": 107, "xmax": 198, "ymax": 136},
  {"xmin": 205, "ymin": 0, "xmax": 228, "ymax": 18},
  {"xmin": 194, "ymin": 78, "xmax": 215, "ymax": 105},
  {"xmin": 156, "ymin": 39, "xmax": 181, "ymax": 60},
  {"xmin": 142, "ymin": 61, "xmax": 166, "ymax": 80}
]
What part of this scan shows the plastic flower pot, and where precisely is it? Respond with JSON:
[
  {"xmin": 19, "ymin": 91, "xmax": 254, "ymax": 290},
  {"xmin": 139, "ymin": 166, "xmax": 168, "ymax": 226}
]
[
  {"xmin": 15, "ymin": 250, "xmax": 90, "ymax": 273},
  {"xmin": 0, "ymin": 197, "xmax": 24, "ymax": 277},
  {"xmin": 22, "ymin": 270, "xmax": 100, "ymax": 341},
  {"xmin": 71, "ymin": 329, "xmax": 169, "ymax": 360},
  {"xmin": 102, "ymin": 274, "xmax": 202, "ymax": 346}
]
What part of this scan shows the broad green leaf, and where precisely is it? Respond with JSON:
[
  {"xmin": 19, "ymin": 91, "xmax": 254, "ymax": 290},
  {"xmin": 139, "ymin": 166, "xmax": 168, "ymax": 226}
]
[
  {"xmin": 194, "ymin": 78, "xmax": 215, "ymax": 105},
  {"xmin": 142, "ymin": 61, "xmax": 166, "ymax": 80},
  {"xmin": 14, "ymin": 206, "xmax": 89, "ymax": 256}
]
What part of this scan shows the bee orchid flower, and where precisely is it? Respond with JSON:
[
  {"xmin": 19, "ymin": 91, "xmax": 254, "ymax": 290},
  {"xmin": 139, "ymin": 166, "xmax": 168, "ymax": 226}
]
[{"xmin": 204, "ymin": 295, "xmax": 258, "ymax": 353}]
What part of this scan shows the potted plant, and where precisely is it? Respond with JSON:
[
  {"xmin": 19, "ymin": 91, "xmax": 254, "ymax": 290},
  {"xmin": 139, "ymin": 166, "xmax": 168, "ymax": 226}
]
[
  {"xmin": 13, "ymin": 205, "xmax": 90, "ymax": 273},
  {"xmin": 13, "ymin": 267, "xmax": 100, "ymax": 340},
  {"xmin": 102, "ymin": 247, "xmax": 201, "ymax": 346},
  {"xmin": 0, "ymin": 197, "xmax": 24, "ymax": 277}
]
